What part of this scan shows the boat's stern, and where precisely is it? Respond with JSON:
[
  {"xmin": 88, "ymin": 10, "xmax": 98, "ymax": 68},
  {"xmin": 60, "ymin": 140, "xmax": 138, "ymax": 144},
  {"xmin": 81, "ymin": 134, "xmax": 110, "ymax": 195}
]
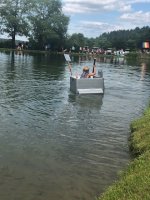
[{"xmin": 70, "ymin": 74, "xmax": 104, "ymax": 94}]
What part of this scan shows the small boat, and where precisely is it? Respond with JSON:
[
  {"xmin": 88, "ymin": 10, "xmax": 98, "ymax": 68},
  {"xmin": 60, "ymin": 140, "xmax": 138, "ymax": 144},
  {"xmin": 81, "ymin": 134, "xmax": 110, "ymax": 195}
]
[
  {"xmin": 64, "ymin": 54, "xmax": 104, "ymax": 94},
  {"xmin": 70, "ymin": 70, "xmax": 104, "ymax": 94}
]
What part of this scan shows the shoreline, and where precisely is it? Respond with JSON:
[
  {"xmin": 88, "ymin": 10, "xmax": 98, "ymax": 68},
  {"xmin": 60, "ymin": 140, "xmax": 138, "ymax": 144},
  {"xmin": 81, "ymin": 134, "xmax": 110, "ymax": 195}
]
[
  {"xmin": 97, "ymin": 103, "xmax": 150, "ymax": 200},
  {"xmin": 0, "ymin": 48, "xmax": 150, "ymax": 60}
]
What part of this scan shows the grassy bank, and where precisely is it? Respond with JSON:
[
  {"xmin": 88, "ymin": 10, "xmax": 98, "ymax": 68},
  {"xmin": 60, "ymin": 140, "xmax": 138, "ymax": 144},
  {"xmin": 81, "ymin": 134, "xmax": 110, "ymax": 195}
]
[{"xmin": 97, "ymin": 104, "xmax": 150, "ymax": 200}]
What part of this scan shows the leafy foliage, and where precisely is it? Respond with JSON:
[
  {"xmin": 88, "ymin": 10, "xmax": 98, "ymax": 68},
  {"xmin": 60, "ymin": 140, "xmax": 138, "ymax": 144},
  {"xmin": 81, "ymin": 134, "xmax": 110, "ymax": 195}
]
[
  {"xmin": 0, "ymin": 0, "xmax": 31, "ymax": 48},
  {"xmin": 0, "ymin": 0, "xmax": 69, "ymax": 50},
  {"xmin": 28, "ymin": 0, "xmax": 69, "ymax": 50},
  {"xmin": 65, "ymin": 26, "xmax": 150, "ymax": 51}
]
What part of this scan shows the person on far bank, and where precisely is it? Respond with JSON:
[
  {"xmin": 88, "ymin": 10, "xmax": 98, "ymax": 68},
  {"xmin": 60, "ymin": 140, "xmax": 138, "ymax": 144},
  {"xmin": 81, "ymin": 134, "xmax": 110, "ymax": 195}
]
[{"xmin": 80, "ymin": 58, "xmax": 96, "ymax": 78}]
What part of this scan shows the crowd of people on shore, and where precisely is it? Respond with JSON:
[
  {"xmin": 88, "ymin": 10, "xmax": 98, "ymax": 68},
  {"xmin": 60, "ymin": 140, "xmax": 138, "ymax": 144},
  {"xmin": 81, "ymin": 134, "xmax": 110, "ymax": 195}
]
[{"xmin": 64, "ymin": 46, "xmax": 130, "ymax": 56}]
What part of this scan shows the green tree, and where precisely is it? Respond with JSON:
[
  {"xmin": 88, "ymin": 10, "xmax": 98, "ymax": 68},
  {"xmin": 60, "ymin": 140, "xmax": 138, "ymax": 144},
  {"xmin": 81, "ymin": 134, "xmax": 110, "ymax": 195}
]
[
  {"xmin": 0, "ymin": 0, "xmax": 31, "ymax": 48},
  {"xmin": 67, "ymin": 33, "xmax": 85, "ymax": 52},
  {"xmin": 96, "ymin": 35, "xmax": 112, "ymax": 49},
  {"xmin": 29, "ymin": 0, "xmax": 69, "ymax": 50},
  {"xmin": 127, "ymin": 39, "xmax": 137, "ymax": 50}
]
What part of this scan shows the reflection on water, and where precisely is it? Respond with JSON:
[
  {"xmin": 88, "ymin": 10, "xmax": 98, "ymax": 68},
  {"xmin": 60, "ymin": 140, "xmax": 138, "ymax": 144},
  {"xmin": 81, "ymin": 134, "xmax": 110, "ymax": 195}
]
[
  {"xmin": 68, "ymin": 93, "xmax": 103, "ymax": 108},
  {"xmin": 0, "ymin": 52, "xmax": 150, "ymax": 200},
  {"xmin": 75, "ymin": 54, "xmax": 127, "ymax": 66},
  {"xmin": 140, "ymin": 62, "xmax": 147, "ymax": 80}
]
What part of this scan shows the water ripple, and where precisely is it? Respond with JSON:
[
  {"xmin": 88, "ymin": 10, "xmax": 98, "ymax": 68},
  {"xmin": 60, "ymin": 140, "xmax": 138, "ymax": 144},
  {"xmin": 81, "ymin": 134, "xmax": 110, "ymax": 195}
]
[{"xmin": 0, "ymin": 52, "xmax": 150, "ymax": 200}]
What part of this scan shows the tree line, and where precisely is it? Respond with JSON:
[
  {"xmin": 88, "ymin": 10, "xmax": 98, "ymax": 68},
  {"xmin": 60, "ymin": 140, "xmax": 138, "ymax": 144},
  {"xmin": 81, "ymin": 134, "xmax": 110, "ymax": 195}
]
[
  {"xmin": 0, "ymin": 0, "xmax": 150, "ymax": 51},
  {"xmin": 67, "ymin": 26, "xmax": 150, "ymax": 53}
]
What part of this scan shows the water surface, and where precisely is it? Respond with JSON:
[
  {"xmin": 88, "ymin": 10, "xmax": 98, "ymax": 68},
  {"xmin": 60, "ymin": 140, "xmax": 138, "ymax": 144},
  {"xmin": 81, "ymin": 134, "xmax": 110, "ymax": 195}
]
[{"xmin": 0, "ymin": 52, "xmax": 150, "ymax": 200}]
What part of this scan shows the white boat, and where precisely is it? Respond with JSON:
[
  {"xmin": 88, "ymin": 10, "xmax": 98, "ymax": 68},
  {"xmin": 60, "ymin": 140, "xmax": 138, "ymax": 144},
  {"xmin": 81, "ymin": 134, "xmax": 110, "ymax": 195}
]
[
  {"xmin": 64, "ymin": 54, "xmax": 104, "ymax": 94},
  {"xmin": 70, "ymin": 70, "xmax": 104, "ymax": 94}
]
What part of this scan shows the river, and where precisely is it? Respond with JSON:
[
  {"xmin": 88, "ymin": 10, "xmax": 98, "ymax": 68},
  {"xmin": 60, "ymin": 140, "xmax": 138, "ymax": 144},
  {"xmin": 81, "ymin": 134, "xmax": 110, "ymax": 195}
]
[{"xmin": 0, "ymin": 51, "xmax": 150, "ymax": 200}]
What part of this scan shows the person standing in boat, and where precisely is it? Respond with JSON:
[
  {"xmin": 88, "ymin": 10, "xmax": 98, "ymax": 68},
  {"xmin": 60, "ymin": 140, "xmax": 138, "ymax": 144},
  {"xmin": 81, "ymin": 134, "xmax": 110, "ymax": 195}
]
[{"xmin": 80, "ymin": 58, "xmax": 96, "ymax": 78}]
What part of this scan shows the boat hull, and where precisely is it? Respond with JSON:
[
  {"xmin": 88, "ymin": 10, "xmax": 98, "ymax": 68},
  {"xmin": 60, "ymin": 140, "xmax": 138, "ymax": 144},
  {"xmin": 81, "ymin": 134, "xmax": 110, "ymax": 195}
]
[{"xmin": 70, "ymin": 75, "xmax": 104, "ymax": 94}]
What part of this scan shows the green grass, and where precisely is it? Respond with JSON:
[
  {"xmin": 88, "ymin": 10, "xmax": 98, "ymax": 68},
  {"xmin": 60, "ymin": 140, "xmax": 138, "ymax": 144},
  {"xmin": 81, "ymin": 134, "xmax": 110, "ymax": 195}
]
[
  {"xmin": 97, "ymin": 104, "xmax": 150, "ymax": 200},
  {"xmin": 129, "ymin": 106, "xmax": 150, "ymax": 155}
]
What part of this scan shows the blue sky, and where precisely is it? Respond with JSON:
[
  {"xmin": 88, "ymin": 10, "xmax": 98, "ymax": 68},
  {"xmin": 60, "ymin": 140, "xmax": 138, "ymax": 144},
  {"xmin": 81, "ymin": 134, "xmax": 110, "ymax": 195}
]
[{"xmin": 62, "ymin": 0, "xmax": 150, "ymax": 38}]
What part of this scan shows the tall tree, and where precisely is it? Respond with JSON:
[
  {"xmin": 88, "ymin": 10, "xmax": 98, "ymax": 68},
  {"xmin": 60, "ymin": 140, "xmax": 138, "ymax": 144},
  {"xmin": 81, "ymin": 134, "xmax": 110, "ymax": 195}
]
[
  {"xmin": 29, "ymin": 0, "xmax": 69, "ymax": 50},
  {"xmin": 0, "ymin": 0, "xmax": 31, "ymax": 48},
  {"xmin": 68, "ymin": 33, "xmax": 85, "ymax": 51}
]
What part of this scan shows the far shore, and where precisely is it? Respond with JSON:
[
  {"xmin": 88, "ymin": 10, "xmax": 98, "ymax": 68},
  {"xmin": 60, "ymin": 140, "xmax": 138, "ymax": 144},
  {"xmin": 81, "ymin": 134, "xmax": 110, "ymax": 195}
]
[{"xmin": 0, "ymin": 48, "xmax": 150, "ymax": 60}]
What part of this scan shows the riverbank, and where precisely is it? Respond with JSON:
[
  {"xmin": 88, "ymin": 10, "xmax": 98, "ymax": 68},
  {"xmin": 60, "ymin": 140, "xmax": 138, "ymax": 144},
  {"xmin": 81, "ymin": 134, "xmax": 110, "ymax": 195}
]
[
  {"xmin": 0, "ymin": 48, "xmax": 150, "ymax": 60},
  {"xmin": 98, "ymin": 104, "xmax": 150, "ymax": 200}
]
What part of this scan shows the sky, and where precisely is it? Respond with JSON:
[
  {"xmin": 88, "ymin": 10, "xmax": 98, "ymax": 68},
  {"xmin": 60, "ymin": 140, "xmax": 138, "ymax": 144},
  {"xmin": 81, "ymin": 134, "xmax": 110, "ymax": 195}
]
[
  {"xmin": 0, "ymin": 0, "xmax": 150, "ymax": 40},
  {"xmin": 62, "ymin": 0, "xmax": 150, "ymax": 38}
]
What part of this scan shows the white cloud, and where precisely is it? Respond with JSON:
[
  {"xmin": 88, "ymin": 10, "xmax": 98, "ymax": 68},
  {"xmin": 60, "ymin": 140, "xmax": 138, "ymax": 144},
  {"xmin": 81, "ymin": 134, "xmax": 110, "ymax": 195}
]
[
  {"xmin": 63, "ymin": 3, "xmax": 97, "ymax": 14},
  {"xmin": 80, "ymin": 21, "xmax": 122, "ymax": 31},
  {"xmin": 62, "ymin": 0, "xmax": 150, "ymax": 37},
  {"xmin": 69, "ymin": 21, "xmax": 126, "ymax": 37},
  {"xmin": 127, "ymin": 0, "xmax": 150, "ymax": 3},
  {"xmin": 120, "ymin": 11, "xmax": 150, "ymax": 24},
  {"xmin": 62, "ymin": 0, "xmax": 132, "ymax": 14}
]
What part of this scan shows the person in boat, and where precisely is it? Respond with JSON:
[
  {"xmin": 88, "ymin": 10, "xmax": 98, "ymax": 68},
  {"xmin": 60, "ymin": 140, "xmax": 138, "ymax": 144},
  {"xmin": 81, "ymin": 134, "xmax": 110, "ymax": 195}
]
[{"xmin": 80, "ymin": 62, "xmax": 96, "ymax": 78}]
